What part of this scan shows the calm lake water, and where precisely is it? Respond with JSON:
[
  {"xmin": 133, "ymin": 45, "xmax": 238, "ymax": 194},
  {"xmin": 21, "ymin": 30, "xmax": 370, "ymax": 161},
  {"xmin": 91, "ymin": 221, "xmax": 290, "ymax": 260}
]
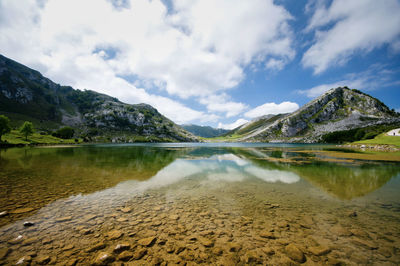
[{"xmin": 0, "ymin": 143, "xmax": 399, "ymax": 265}]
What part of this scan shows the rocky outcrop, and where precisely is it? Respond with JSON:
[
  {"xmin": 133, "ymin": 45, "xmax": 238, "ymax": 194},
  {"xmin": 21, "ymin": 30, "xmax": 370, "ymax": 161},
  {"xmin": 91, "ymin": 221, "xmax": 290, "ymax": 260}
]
[
  {"xmin": 0, "ymin": 54, "xmax": 198, "ymax": 142},
  {"xmin": 227, "ymin": 87, "xmax": 399, "ymax": 142}
]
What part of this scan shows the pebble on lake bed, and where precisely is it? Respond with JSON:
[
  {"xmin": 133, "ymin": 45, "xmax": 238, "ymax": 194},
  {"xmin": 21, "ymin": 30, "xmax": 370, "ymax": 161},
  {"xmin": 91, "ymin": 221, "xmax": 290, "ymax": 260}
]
[{"xmin": 23, "ymin": 221, "xmax": 34, "ymax": 227}]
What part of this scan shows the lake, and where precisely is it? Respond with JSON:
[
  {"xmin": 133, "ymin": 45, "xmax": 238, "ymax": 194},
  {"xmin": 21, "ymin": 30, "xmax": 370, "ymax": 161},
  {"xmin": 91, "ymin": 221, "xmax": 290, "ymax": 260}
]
[{"xmin": 0, "ymin": 143, "xmax": 399, "ymax": 265}]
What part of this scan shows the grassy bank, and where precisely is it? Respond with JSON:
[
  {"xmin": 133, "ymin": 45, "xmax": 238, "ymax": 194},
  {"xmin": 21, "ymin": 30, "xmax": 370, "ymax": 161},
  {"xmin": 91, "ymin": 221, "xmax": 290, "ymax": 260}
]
[
  {"xmin": 1, "ymin": 130, "xmax": 81, "ymax": 146},
  {"xmin": 353, "ymin": 133, "xmax": 400, "ymax": 147}
]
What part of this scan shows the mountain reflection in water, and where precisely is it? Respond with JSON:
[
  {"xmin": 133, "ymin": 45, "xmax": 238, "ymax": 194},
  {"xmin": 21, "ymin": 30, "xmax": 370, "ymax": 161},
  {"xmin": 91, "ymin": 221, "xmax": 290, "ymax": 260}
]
[{"xmin": 0, "ymin": 144, "xmax": 399, "ymax": 227}]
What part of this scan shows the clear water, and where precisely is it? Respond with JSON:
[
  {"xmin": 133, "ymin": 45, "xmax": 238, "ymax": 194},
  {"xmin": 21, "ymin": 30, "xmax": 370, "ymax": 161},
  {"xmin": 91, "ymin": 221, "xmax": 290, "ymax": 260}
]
[{"xmin": 0, "ymin": 144, "xmax": 399, "ymax": 265}]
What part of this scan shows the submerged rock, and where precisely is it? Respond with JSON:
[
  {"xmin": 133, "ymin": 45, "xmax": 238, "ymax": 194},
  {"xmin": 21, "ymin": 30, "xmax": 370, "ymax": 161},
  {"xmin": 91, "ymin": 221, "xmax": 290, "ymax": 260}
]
[
  {"xmin": 132, "ymin": 248, "xmax": 147, "ymax": 260},
  {"xmin": 308, "ymin": 246, "xmax": 331, "ymax": 256},
  {"xmin": 118, "ymin": 251, "xmax": 134, "ymax": 261},
  {"xmin": 15, "ymin": 255, "xmax": 32, "ymax": 265},
  {"xmin": 23, "ymin": 221, "xmax": 34, "ymax": 227},
  {"xmin": 93, "ymin": 252, "xmax": 115, "ymax": 265},
  {"xmin": 113, "ymin": 243, "xmax": 130, "ymax": 253},
  {"xmin": 8, "ymin": 235, "xmax": 24, "ymax": 245},
  {"xmin": 86, "ymin": 242, "xmax": 106, "ymax": 253},
  {"xmin": 138, "ymin": 236, "xmax": 156, "ymax": 247},
  {"xmin": 107, "ymin": 230, "xmax": 123, "ymax": 240},
  {"xmin": 0, "ymin": 247, "xmax": 11, "ymax": 259},
  {"xmin": 55, "ymin": 216, "xmax": 72, "ymax": 223},
  {"xmin": 259, "ymin": 230, "xmax": 276, "ymax": 239},
  {"xmin": 11, "ymin": 208, "xmax": 34, "ymax": 214},
  {"xmin": 36, "ymin": 255, "xmax": 51, "ymax": 265},
  {"xmin": 120, "ymin": 207, "xmax": 132, "ymax": 213},
  {"xmin": 285, "ymin": 244, "xmax": 305, "ymax": 263}
]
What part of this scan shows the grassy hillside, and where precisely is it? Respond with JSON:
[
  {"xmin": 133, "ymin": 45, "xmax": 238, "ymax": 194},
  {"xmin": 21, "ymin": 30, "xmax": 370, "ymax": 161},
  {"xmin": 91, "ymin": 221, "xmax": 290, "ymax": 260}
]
[
  {"xmin": 181, "ymin": 124, "xmax": 229, "ymax": 138},
  {"xmin": 2, "ymin": 130, "xmax": 81, "ymax": 145},
  {"xmin": 353, "ymin": 133, "xmax": 400, "ymax": 147}
]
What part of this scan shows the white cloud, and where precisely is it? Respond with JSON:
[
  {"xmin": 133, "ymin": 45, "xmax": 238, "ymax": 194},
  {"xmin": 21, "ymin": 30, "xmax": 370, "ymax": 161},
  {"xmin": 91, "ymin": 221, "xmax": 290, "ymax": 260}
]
[
  {"xmin": 299, "ymin": 65, "xmax": 400, "ymax": 98},
  {"xmin": 218, "ymin": 118, "xmax": 249, "ymax": 130},
  {"xmin": 303, "ymin": 0, "xmax": 400, "ymax": 74},
  {"xmin": 245, "ymin": 101, "xmax": 299, "ymax": 118},
  {"xmin": 199, "ymin": 94, "xmax": 248, "ymax": 118},
  {"xmin": 0, "ymin": 0, "xmax": 295, "ymax": 122},
  {"xmin": 265, "ymin": 58, "xmax": 285, "ymax": 71}
]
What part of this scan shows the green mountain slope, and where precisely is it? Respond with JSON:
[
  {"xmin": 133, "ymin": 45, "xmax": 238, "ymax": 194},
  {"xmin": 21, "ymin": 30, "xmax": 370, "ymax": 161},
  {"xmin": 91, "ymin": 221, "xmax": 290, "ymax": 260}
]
[
  {"xmin": 223, "ymin": 87, "xmax": 400, "ymax": 143},
  {"xmin": 0, "ymin": 54, "xmax": 198, "ymax": 142},
  {"xmin": 181, "ymin": 124, "xmax": 229, "ymax": 138}
]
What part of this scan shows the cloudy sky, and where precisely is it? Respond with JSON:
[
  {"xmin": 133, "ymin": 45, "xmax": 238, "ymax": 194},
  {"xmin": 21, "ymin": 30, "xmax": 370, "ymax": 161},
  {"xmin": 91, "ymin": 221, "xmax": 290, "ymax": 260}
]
[{"xmin": 1, "ymin": 0, "xmax": 399, "ymax": 129}]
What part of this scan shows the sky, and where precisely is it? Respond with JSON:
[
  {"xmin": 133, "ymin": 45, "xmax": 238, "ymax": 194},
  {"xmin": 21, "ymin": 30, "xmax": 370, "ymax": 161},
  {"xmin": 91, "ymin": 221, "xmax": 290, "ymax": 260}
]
[{"xmin": 0, "ymin": 0, "xmax": 399, "ymax": 129}]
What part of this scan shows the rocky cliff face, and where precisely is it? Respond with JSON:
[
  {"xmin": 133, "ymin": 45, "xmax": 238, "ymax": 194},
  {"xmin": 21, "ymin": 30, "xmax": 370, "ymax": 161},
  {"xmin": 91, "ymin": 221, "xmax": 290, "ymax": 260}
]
[
  {"xmin": 227, "ymin": 87, "xmax": 399, "ymax": 142},
  {"xmin": 0, "ymin": 54, "xmax": 197, "ymax": 142}
]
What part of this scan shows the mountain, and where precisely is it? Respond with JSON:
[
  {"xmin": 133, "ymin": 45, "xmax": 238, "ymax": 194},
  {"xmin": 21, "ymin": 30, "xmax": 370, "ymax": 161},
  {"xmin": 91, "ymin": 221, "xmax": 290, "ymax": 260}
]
[
  {"xmin": 0, "ymin": 54, "xmax": 198, "ymax": 142},
  {"xmin": 225, "ymin": 87, "xmax": 400, "ymax": 142},
  {"xmin": 181, "ymin": 124, "xmax": 229, "ymax": 138}
]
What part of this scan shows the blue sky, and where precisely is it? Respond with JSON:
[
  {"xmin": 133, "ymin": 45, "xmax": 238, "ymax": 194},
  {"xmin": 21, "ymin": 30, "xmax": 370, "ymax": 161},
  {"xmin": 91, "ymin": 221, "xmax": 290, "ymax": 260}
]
[{"xmin": 0, "ymin": 0, "xmax": 399, "ymax": 129}]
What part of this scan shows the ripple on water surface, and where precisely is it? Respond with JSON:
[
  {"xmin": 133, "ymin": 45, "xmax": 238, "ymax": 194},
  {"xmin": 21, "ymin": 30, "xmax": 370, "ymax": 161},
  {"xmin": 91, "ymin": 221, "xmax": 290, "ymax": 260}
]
[{"xmin": 0, "ymin": 144, "xmax": 399, "ymax": 265}]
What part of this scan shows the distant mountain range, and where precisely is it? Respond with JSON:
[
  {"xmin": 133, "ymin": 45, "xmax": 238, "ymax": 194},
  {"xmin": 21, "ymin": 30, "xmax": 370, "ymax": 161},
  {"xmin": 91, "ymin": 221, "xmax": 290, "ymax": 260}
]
[
  {"xmin": 180, "ymin": 124, "xmax": 229, "ymax": 138},
  {"xmin": 0, "ymin": 54, "xmax": 197, "ymax": 142},
  {"xmin": 224, "ymin": 87, "xmax": 400, "ymax": 142}
]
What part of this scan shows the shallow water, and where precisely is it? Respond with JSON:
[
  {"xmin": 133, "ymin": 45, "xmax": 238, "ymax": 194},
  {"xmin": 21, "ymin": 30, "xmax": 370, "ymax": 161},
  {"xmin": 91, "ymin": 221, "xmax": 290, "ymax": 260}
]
[{"xmin": 0, "ymin": 144, "xmax": 399, "ymax": 265}]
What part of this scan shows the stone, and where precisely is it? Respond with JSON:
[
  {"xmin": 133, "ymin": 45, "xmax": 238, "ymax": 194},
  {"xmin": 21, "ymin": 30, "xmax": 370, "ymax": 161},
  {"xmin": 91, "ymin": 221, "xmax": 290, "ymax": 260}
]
[
  {"xmin": 107, "ymin": 230, "xmax": 123, "ymax": 240},
  {"xmin": 348, "ymin": 211, "xmax": 357, "ymax": 217},
  {"xmin": 198, "ymin": 237, "xmax": 214, "ymax": 247},
  {"xmin": 118, "ymin": 251, "xmax": 134, "ymax": 261},
  {"xmin": 285, "ymin": 244, "xmax": 306, "ymax": 263},
  {"xmin": 351, "ymin": 238, "xmax": 378, "ymax": 250},
  {"xmin": 93, "ymin": 252, "xmax": 115, "ymax": 265},
  {"xmin": 9, "ymin": 235, "xmax": 24, "ymax": 244},
  {"xmin": 0, "ymin": 211, "xmax": 8, "ymax": 217},
  {"xmin": 261, "ymin": 247, "xmax": 275, "ymax": 255},
  {"xmin": 277, "ymin": 221, "xmax": 289, "ymax": 228},
  {"xmin": 22, "ymin": 237, "xmax": 38, "ymax": 246},
  {"xmin": 80, "ymin": 228, "xmax": 93, "ymax": 235},
  {"xmin": 113, "ymin": 243, "xmax": 130, "ymax": 253},
  {"xmin": 175, "ymin": 243, "xmax": 186, "ymax": 254},
  {"xmin": 169, "ymin": 214, "xmax": 179, "ymax": 220},
  {"xmin": 138, "ymin": 236, "xmax": 156, "ymax": 246},
  {"xmin": 10, "ymin": 207, "xmax": 34, "ymax": 214},
  {"xmin": 86, "ymin": 242, "xmax": 106, "ymax": 253},
  {"xmin": 84, "ymin": 214, "xmax": 97, "ymax": 221},
  {"xmin": 62, "ymin": 244, "xmax": 74, "ymax": 251},
  {"xmin": 65, "ymin": 259, "xmax": 78, "ymax": 266},
  {"xmin": 308, "ymin": 246, "xmax": 331, "ymax": 256},
  {"xmin": 244, "ymin": 250, "xmax": 262, "ymax": 264},
  {"xmin": 23, "ymin": 221, "xmax": 34, "ymax": 227},
  {"xmin": 55, "ymin": 216, "xmax": 73, "ymax": 223},
  {"xmin": 349, "ymin": 229, "xmax": 369, "ymax": 238},
  {"xmin": 132, "ymin": 248, "xmax": 147, "ymax": 260},
  {"xmin": 0, "ymin": 247, "xmax": 11, "ymax": 259},
  {"xmin": 36, "ymin": 255, "xmax": 51, "ymax": 265},
  {"xmin": 260, "ymin": 231, "xmax": 276, "ymax": 239},
  {"xmin": 41, "ymin": 238, "xmax": 52, "ymax": 245},
  {"xmin": 120, "ymin": 207, "xmax": 132, "ymax": 213},
  {"xmin": 378, "ymin": 246, "xmax": 393, "ymax": 258},
  {"xmin": 212, "ymin": 247, "xmax": 223, "ymax": 255},
  {"xmin": 227, "ymin": 242, "xmax": 241, "ymax": 252},
  {"xmin": 330, "ymin": 225, "xmax": 352, "ymax": 237},
  {"xmin": 15, "ymin": 255, "xmax": 32, "ymax": 265}
]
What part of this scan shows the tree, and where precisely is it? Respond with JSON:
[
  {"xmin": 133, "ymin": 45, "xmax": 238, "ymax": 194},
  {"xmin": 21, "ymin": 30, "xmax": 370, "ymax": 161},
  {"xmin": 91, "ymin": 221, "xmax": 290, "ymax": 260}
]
[
  {"xmin": 0, "ymin": 115, "xmax": 11, "ymax": 142},
  {"xmin": 19, "ymin": 121, "xmax": 34, "ymax": 141},
  {"xmin": 53, "ymin": 126, "xmax": 75, "ymax": 139}
]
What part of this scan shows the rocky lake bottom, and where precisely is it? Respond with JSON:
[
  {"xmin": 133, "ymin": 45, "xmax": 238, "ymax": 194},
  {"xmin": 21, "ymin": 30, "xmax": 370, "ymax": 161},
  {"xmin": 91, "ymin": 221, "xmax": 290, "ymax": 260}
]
[{"xmin": 0, "ymin": 144, "xmax": 399, "ymax": 265}]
